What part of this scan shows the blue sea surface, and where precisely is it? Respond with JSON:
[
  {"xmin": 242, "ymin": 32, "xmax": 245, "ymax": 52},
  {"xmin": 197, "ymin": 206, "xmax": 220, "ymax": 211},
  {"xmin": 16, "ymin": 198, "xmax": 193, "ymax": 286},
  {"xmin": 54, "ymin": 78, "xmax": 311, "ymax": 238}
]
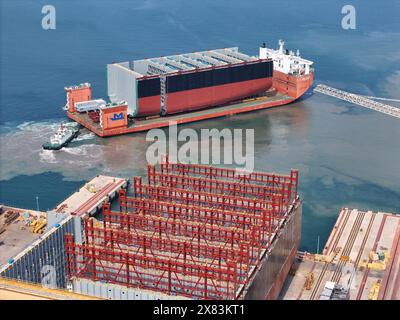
[{"xmin": 1, "ymin": 0, "xmax": 400, "ymax": 251}]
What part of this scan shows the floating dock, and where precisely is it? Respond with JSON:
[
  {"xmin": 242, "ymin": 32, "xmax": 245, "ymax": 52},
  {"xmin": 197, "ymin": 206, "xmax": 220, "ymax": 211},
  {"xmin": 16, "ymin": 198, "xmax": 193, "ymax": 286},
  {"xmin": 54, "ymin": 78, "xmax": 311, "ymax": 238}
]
[
  {"xmin": 67, "ymin": 90, "xmax": 296, "ymax": 137},
  {"xmin": 280, "ymin": 208, "xmax": 400, "ymax": 300}
]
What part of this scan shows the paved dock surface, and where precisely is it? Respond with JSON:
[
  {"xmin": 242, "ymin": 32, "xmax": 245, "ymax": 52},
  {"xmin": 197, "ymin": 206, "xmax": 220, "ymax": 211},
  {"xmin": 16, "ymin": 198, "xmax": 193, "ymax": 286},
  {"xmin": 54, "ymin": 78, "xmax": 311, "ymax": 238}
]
[
  {"xmin": 55, "ymin": 175, "xmax": 127, "ymax": 216},
  {"xmin": 280, "ymin": 208, "xmax": 400, "ymax": 300},
  {"xmin": 0, "ymin": 206, "xmax": 44, "ymax": 268}
]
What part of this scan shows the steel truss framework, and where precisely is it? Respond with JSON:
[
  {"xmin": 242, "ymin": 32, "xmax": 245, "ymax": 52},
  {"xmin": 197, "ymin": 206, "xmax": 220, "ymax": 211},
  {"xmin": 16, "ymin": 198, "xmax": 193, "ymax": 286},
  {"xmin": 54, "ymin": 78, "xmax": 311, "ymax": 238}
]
[{"xmin": 66, "ymin": 159, "xmax": 299, "ymax": 299}]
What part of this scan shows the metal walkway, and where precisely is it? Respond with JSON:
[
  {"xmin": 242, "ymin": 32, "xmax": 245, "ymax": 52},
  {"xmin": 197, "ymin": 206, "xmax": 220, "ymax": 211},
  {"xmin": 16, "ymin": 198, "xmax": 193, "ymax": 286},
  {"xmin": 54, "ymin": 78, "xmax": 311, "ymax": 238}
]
[{"xmin": 314, "ymin": 84, "xmax": 400, "ymax": 119}]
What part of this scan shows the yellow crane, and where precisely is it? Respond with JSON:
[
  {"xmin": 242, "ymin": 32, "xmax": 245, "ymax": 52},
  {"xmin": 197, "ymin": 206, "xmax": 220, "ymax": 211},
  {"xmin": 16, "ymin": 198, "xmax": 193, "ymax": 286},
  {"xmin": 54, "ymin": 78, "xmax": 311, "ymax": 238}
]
[
  {"xmin": 30, "ymin": 217, "xmax": 47, "ymax": 234},
  {"xmin": 359, "ymin": 250, "xmax": 389, "ymax": 271},
  {"xmin": 314, "ymin": 250, "xmax": 339, "ymax": 263}
]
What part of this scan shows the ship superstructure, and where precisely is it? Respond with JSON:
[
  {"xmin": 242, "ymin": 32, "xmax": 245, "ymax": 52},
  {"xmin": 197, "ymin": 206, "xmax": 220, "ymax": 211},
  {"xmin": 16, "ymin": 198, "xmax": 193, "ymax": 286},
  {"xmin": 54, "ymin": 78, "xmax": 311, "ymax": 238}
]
[
  {"xmin": 260, "ymin": 40, "xmax": 313, "ymax": 76},
  {"xmin": 260, "ymin": 40, "xmax": 314, "ymax": 99}
]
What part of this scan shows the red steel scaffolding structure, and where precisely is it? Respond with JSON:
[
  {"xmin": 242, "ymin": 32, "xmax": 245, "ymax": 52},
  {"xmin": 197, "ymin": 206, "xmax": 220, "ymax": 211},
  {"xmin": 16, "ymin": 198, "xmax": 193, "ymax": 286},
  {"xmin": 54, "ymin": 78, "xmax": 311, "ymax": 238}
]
[{"xmin": 65, "ymin": 157, "xmax": 299, "ymax": 299}]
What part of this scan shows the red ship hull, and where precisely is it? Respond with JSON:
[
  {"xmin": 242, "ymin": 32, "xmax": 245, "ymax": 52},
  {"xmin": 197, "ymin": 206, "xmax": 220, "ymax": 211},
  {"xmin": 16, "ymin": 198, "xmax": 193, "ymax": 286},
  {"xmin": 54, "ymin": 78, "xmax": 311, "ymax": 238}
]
[
  {"xmin": 273, "ymin": 70, "xmax": 314, "ymax": 100},
  {"xmin": 137, "ymin": 77, "xmax": 273, "ymax": 117}
]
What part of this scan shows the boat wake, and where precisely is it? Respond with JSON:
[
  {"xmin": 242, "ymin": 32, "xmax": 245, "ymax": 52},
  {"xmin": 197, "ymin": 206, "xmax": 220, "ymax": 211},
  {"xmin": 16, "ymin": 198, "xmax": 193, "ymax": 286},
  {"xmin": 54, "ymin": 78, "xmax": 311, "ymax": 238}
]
[
  {"xmin": 0, "ymin": 119, "xmax": 149, "ymax": 182},
  {"xmin": 74, "ymin": 132, "xmax": 95, "ymax": 142},
  {"xmin": 0, "ymin": 120, "xmax": 104, "ymax": 181},
  {"xmin": 62, "ymin": 145, "xmax": 89, "ymax": 156},
  {"xmin": 39, "ymin": 149, "xmax": 58, "ymax": 164}
]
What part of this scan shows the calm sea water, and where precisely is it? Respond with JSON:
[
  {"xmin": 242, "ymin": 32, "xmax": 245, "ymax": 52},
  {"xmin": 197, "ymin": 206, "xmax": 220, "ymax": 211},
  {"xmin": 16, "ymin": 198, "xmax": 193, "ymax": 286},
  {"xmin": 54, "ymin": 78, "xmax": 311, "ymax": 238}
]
[{"xmin": 1, "ymin": 0, "xmax": 399, "ymax": 251}]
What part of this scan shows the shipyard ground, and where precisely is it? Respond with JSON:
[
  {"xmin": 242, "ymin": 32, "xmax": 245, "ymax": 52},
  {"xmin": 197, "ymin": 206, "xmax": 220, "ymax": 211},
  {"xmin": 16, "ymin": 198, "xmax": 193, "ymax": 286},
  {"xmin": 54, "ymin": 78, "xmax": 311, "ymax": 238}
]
[
  {"xmin": 0, "ymin": 206, "xmax": 43, "ymax": 268},
  {"xmin": 280, "ymin": 208, "xmax": 400, "ymax": 300}
]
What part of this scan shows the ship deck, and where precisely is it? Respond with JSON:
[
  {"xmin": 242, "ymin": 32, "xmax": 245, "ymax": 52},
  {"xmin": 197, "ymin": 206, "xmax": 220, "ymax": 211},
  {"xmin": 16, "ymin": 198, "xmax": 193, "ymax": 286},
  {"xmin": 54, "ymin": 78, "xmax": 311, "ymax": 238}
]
[
  {"xmin": 114, "ymin": 47, "xmax": 259, "ymax": 77},
  {"xmin": 68, "ymin": 90, "xmax": 294, "ymax": 137},
  {"xmin": 280, "ymin": 208, "xmax": 400, "ymax": 300}
]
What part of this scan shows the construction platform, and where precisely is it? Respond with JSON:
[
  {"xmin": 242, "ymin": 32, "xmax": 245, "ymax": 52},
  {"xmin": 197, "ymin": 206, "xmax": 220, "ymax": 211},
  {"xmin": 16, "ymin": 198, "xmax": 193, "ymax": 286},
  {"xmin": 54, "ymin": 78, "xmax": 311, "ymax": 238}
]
[
  {"xmin": 280, "ymin": 208, "xmax": 400, "ymax": 300},
  {"xmin": 65, "ymin": 157, "xmax": 302, "ymax": 300},
  {"xmin": 0, "ymin": 206, "xmax": 45, "ymax": 268},
  {"xmin": 68, "ymin": 90, "xmax": 295, "ymax": 137},
  {"xmin": 0, "ymin": 159, "xmax": 302, "ymax": 300},
  {"xmin": 54, "ymin": 175, "xmax": 128, "ymax": 217}
]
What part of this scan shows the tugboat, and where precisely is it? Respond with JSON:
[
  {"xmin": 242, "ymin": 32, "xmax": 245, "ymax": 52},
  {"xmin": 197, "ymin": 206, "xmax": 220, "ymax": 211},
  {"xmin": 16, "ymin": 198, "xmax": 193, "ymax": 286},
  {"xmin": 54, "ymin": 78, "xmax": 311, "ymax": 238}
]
[{"xmin": 42, "ymin": 122, "xmax": 79, "ymax": 150}]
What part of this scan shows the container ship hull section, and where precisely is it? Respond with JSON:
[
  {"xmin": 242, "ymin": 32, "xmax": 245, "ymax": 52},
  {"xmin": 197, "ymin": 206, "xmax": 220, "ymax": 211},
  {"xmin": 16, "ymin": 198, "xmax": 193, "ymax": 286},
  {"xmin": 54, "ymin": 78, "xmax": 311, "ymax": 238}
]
[{"xmin": 136, "ymin": 60, "xmax": 273, "ymax": 116}]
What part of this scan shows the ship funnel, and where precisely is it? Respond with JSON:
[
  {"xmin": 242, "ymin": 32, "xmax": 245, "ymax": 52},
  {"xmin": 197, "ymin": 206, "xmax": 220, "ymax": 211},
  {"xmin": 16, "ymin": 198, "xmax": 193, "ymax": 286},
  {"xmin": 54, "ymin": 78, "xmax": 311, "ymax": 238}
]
[{"xmin": 259, "ymin": 43, "xmax": 267, "ymax": 59}]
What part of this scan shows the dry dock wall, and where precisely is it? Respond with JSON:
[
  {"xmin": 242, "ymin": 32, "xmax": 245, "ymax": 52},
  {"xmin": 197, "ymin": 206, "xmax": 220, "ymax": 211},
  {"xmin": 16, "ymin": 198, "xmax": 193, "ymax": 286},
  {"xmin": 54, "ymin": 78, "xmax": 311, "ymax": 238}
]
[
  {"xmin": 72, "ymin": 278, "xmax": 189, "ymax": 300},
  {"xmin": 242, "ymin": 199, "xmax": 302, "ymax": 300},
  {"xmin": 0, "ymin": 215, "xmax": 82, "ymax": 288}
]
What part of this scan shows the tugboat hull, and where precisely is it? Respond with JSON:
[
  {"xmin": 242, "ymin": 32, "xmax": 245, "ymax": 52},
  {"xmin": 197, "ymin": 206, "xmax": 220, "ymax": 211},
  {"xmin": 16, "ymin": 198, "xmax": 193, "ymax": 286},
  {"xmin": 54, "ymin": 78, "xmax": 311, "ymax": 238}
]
[{"xmin": 42, "ymin": 130, "xmax": 79, "ymax": 150}]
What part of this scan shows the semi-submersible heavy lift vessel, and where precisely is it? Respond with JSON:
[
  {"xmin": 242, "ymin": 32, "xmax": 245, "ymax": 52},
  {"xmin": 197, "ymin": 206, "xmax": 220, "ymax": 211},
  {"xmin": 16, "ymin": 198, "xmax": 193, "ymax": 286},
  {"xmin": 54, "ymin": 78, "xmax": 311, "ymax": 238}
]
[{"xmin": 64, "ymin": 40, "xmax": 314, "ymax": 137}]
